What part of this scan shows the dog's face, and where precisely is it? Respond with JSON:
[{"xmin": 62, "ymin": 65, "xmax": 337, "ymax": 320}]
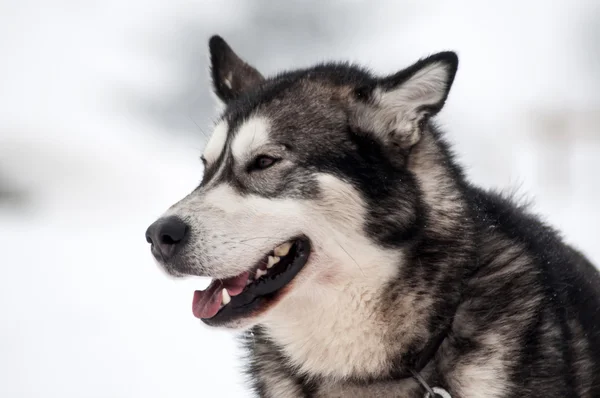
[{"xmin": 146, "ymin": 36, "xmax": 458, "ymax": 329}]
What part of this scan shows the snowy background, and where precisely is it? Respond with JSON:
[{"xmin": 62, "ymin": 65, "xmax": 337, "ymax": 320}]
[{"xmin": 1, "ymin": 1, "xmax": 599, "ymax": 397}]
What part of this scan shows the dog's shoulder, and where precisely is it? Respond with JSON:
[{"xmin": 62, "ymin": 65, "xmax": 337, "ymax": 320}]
[{"xmin": 448, "ymin": 186, "xmax": 600, "ymax": 397}]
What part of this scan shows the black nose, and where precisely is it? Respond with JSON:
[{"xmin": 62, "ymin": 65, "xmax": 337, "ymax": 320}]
[{"xmin": 145, "ymin": 216, "xmax": 188, "ymax": 260}]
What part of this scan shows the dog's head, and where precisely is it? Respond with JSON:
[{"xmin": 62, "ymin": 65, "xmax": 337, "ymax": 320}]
[{"xmin": 146, "ymin": 36, "xmax": 458, "ymax": 329}]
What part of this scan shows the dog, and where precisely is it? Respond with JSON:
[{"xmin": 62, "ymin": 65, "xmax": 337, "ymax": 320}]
[{"xmin": 145, "ymin": 36, "xmax": 600, "ymax": 397}]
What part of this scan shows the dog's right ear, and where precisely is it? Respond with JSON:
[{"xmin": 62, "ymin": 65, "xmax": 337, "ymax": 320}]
[{"xmin": 209, "ymin": 36, "xmax": 264, "ymax": 104}]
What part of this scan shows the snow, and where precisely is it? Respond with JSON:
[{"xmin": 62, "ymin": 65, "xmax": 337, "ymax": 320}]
[{"xmin": 1, "ymin": 1, "xmax": 598, "ymax": 397}]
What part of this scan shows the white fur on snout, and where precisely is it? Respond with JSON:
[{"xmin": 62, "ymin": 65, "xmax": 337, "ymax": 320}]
[
  {"xmin": 167, "ymin": 183, "xmax": 307, "ymax": 280},
  {"xmin": 231, "ymin": 115, "xmax": 271, "ymax": 162},
  {"xmin": 203, "ymin": 120, "xmax": 228, "ymax": 164}
]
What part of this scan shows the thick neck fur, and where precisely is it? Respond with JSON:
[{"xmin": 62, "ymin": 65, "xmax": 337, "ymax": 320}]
[{"xmin": 255, "ymin": 126, "xmax": 476, "ymax": 382}]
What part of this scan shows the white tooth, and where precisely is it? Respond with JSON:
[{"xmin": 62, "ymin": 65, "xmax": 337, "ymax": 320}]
[
  {"xmin": 274, "ymin": 242, "xmax": 293, "ymax": 257},
  {"xmin": 267, "ymin": 256, "xmax": 280, "ymax": 268},
  {"xmin": 221, "ymin": 289, "xmax": 231, "ymax": 305},
  {"xmin": 255, "ymin": 269, "xmax": 267, "ymax": 279}
]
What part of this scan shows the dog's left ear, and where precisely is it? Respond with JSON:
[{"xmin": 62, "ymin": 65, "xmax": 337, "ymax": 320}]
[
  {"xmin": 352, "ymin": 52, "xmax": 458, "ymax": 149},
  {"xmin": 209, "ymin": 35, "xmax": 265, "ymax": 104}
]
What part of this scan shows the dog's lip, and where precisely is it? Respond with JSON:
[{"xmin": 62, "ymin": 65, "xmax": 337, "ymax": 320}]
[{"xmin": 197, "ymin": 237, "xmax": 311, "ymax": 326}]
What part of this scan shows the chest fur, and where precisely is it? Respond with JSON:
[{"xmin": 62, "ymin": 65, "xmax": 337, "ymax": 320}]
[{"xmin": 263, "ymin": 284, "xmax": 392, "ymax": 380}]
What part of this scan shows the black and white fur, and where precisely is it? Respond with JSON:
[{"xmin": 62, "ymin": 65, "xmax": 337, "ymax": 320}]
[{"xmin": 148, "ymin": 36, "xmax": 600, "ymax": 397}]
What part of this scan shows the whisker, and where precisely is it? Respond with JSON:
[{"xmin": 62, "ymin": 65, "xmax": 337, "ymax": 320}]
[
  {"xmin": 333, "ymin": 237, "xmax": 366, "ymax": 277},
  {"xmin": 230, "ymin": 241, "xmax": 267, "ymax": 251},
  {"xmin": 187, "ymin": 101, "xmax": 210, "ymax": 145},
  {"xmin": 239, "ymin": 236, "xmax": 283, "ymax": 243}
]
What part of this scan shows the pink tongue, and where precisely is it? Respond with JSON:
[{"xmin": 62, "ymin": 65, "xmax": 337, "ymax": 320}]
[{"xmin": 192, "ymin": 272, "xmax": 250, "ymax": 319}]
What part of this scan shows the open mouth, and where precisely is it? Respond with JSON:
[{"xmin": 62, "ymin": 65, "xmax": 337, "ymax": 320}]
[{"xmin": 192, "ymin": 237, "xmax": 311, "ymax": 326}]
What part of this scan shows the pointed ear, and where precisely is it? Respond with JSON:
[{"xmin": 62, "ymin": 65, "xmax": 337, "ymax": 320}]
[
  {"xmin": 352, "ymin": 52, "xmax": 458, "ymax": 149},
  {"xmin": 209, "ymin": 36, "xmax": 265, "ymax": 103}
]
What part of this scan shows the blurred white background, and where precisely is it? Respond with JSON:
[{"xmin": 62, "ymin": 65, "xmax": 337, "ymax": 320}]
[{"xmin": 1, "ymin": 0, "xmax": 599, "ymax": 397}]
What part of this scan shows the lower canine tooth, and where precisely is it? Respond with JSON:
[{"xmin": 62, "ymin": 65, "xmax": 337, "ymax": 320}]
[
  {"xmin": 222, "ymin": 289, "xmax": 231, "ymax": 305},
  {"xmin": 274, "ymin": 242, "xmax": 293, "ymax": 257},
  {"xmin": 267, "ymin": 256, "xmax": 280, "ymax": 268},
  {"xmin": 255, "ymin": 269, "xmax": 267, "ymax": 279}
]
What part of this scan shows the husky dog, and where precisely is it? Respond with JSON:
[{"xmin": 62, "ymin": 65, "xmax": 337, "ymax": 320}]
[{"xmin": 145, "ymin": 36, "xmax": 600, "ymax": 397}]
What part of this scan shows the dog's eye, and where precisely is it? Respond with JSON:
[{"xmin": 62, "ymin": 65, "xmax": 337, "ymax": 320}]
[{"xmin": 250, "ymin": 155, "xmax": 279, "ymax": 171}]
